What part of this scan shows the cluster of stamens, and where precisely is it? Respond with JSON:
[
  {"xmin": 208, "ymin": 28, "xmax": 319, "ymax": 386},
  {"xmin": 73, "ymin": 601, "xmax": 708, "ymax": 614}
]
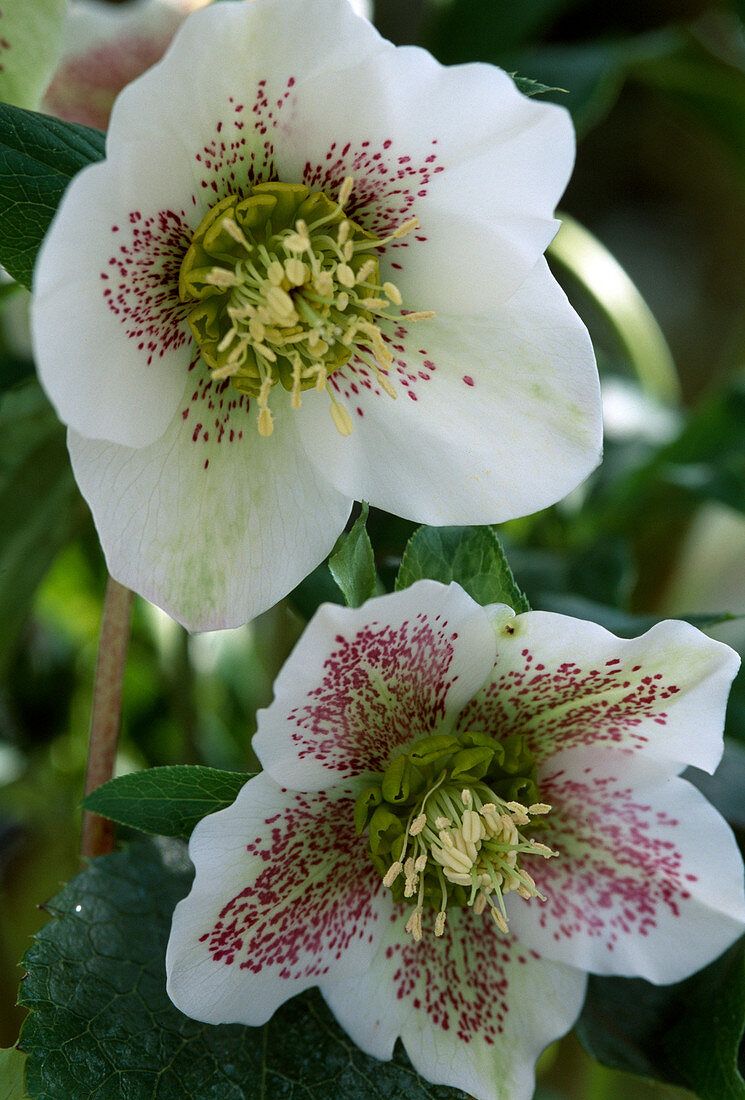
[
  {"xmin": 179, "ymin": 176, "xmax": 433, "ymax": 437},
  {"xmin": 355, "ymin": 728, "xmax": 557, "ymax": 943},
  {"xmin": 388, "ymin": 784, "xmax": 555, "ymax": 942}
]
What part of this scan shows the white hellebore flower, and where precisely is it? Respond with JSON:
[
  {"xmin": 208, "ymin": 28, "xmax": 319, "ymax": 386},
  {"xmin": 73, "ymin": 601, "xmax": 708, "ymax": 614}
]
[
  {"xmin": 33, "ymin": 0, "xmax": 602, "ymax": 631},
  {"xmin": 167, "ymin": 580, "xmax": 745, "ymax": 1100}
]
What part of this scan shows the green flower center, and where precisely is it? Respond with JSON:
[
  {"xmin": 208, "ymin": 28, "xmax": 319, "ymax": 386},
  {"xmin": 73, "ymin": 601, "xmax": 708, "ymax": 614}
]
[
  {"xmin": 355, "ymin": 729, "xmax": 556, "ymax": 941},
  {"xmin": 178, "ymin": 177, "xmax": 432, "ymax": 437}
]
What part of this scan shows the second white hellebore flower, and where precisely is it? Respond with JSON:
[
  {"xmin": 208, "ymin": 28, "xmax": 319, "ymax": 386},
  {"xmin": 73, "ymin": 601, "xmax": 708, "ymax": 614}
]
[
  {"xmin": 166, "ymin": 581, "xmax": 745, "ymax": 1099},
  {"xmin": 33, "ymin": 0, "xmax": 602, "ymax": 630}
]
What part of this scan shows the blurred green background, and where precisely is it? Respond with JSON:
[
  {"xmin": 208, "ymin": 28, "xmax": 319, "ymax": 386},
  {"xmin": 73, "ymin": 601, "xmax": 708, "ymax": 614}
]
[{"xmin": 4, "ymin": 0, "xmax": 745, "ymax": 1096}]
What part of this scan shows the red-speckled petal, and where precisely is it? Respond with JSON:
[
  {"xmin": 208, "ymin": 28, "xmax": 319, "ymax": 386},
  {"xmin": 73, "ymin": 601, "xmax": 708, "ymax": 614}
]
[
  {"xmin": 253, "ymin": 580, "xmax": 497, "ymax": 790},
  {"xmin": 167, "ymin": 773, "xmax": 388, "ymax": 1025},
  {"xmin": 67, "ymin": 379, "xmax": 352, "ymax": 632},
  {"xmin": 320, "ymin": 906, "xmax": 586, "ymax": 1100},
  {"xmin": 296, "ymin": 259, "xmax": 602, "ymax": 525},
  {"xmin": 457, "ymin": 610, "xmax": 740, "ymax": 775},
  {"xmin": 507, "ymin": 749, "xmax": 745, "ymax": 983}
]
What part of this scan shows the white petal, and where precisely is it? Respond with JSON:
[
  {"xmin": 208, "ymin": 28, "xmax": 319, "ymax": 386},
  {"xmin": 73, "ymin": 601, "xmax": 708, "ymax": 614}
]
[
  {"xmin": 321, "ymin": 906, "xmax": 586, "ymax": 1100},
  {"xmin": 508, "ymin": 749, "xmax": 745, "ymax": 984},
  {"xmin": 167, "ymin": 774, "xmax": 387, "ymax": 1025},
  {"xmin": 254, "ymin": 580, "xmax": 496, "ymax": 789},
  {"xmin": 67, "ymin": 377, "xmax": 351, "ymax": 631},
  {"xmin": 296, "ymin": 260, "xmax": 602, "ymax": 524},
  {"xmin": 458, "ymin": 609, "xmax": 740, "ymax": 775},
  {"xmin": 280, "ymin": 44, "xmax": 574, "ymax": 312}
]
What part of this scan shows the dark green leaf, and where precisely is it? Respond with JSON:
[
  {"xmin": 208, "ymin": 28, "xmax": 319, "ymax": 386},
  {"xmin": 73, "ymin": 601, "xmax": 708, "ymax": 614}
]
[
  {"xmin": 19, "ymin": 838, "xmax": 464, "ymax": 1100},
  {"xmin": 0, "ymin": 1048, "xmax": 27, "ymax": 1100},
  {"xmin": 396, "ymin": 525, "xmax": 529, "ymax": 613},
  {"xmin": 424, "ymin": 0, "xmax": 585, "ymax": 64},
  {"xmin": 534, "ymin": 592, "xmax": 744, "ymax": 638},
  {"xmin": 289, "ymin": 558, "xmax": 345, "ymax": 620},
  {"xmin": 82, "ymin": 766, "xmax": 252, "ymax": 838},
  {"xmin": 576, "ymin": 938, "xmax": 745, "ymax": 1100},
  {"xmin": 508, "ymin": 31, "xmax": 679, "ymax": 135},
  {"xmin": 0, "ymin": 354, "xmax": 33, "ymax": 394},
  {"xmin": 511, "ymin": 74, "xmax": 566, "ymax": 98},
  {"xmin": 632, "ymin": 33, "xmax": 745, "ymax": 179},
  {"xmin": 328, "ymin": 502, "xmax": 376, "ymax": 608},
  {"xmin": 0, "ymin": 104, "xmax": 105, "ymax": 289},
  {"xmin": 0, "ymin": 380, "xmax": 87, "ymax": 674}
]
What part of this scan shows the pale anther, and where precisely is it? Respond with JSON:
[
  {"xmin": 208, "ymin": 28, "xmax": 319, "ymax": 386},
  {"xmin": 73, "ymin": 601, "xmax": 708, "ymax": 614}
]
[
  {"xmin": 337, "ymin": 176, "xmax": 354, "ymax": 208},
  {"xmin": 392, "ymin": 216, "xmax": 419, "ymax": 238},
  {"xmin": 356, "ymin": 259, "xmax": 377, "ymax": 285},
  {"xmin": 491, "ymin": 908, "xmax": 509, "ymax": 935},
  {"xmin": 206, "ymin": 267, "xmax": 240, "ymax": 287},
  {"xmin": 434, "ymin": 911, "xmax": 447, "ymax": 937},
  {"xmin": 383, "ymin": 281, "xmax": 402, "ymax": 305},
  {"xmin": 383, "ymin": 861, "xmax": 403, "ymax": 887},
  {"xmin": 258, "ymin": 406, "xmax": 274, "ymax": 437},
  {"xmin": 336, "ymin": 263, "xmax": 356, "ymax": 289}
]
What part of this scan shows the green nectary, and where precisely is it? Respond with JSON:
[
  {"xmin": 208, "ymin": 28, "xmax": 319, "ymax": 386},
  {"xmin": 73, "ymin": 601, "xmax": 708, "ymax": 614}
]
[
  {"xmin": 355, "ymin": 729, "xmax": 554, "ymax": 939},
  {"xmin": 178, "ymin": 179, "xmax": 415, "ymax": 437}
]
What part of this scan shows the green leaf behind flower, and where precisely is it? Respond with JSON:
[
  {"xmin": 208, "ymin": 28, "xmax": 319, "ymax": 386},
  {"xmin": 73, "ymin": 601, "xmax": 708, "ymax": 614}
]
[
  {"xmin": 81, "ymin": 765, "xmax": 253, "ymax": 839},
  {"xmin": 511, "ymin": 74, "xmax": 566, "ymax": 97},
  {"xmin": 19, "ymin": 838, "xmax": 465, "ymax": 1100},
  {"xmin": 0, "ymin": 104, "xmax": 104, "ymax": 289},
  {"xmin": 396, "ymin": 525, "xmax": 530, "ymax": 613},
  {"xmin": 328, "ymin": 502, "xmax": 377, "ymax": 608},
  {"xmin": 0, "ymin": 1047, "xmax": 27, "ymax": 1100},
  {"xmin": 576, "ymin": 937, "xmax": 745, "ymax": 1100}
]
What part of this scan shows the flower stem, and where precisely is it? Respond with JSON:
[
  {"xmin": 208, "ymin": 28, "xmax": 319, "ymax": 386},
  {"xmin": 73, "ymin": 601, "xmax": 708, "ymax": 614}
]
[{"xmin": 80, "ymin": 576, "xmax": 134, "ymax": 861}]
